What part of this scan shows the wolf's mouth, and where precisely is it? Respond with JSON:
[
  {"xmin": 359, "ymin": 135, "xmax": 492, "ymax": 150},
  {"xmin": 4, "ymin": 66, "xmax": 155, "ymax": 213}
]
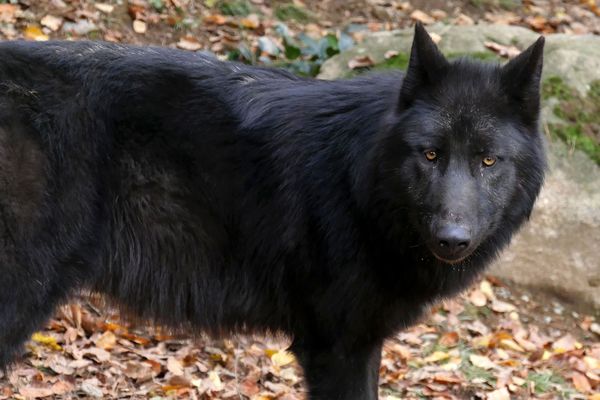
[{"xmin": 430, "ymin": 250, "xmax": 471, "ymax": 265}]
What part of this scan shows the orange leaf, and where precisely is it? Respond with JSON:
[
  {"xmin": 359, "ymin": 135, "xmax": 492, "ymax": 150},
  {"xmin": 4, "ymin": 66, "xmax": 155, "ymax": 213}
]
[
  {"xmin": 24, "ymin": 25, "xmax": 49, "ymax": 41},
  {"xmin": 204, "ymin": 14, "xmax": 227, "ymax": 25},
  {"xmin": 572, "ymin": 371, "xmax": 592, "ymax": 393},
  {"xmin": 439, "ymin": 331, "xmax": 459, "ymax": 347}
]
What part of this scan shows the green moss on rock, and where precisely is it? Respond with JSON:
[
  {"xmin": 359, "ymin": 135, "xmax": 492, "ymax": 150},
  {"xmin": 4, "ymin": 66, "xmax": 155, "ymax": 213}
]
[
  {"xmin": 543, "ymin": 77, "xmax": 600, "ymax": 165},
  {"xmin": 445, "ymin": 51, "xmax": 500, "ymax": 62},
  {"xmin": 274, "ymin": 4, "xmax": 313, "ymax": 22},
  {"xmin": 373, "ymin": 52, "xmax": 410, "ymax": 71}
]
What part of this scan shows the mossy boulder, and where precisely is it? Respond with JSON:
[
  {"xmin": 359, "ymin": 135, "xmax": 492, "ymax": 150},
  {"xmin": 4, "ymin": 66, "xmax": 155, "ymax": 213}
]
[{"xmin": 319, "ymin": 24, "xmax": 600, "ymax": 313}]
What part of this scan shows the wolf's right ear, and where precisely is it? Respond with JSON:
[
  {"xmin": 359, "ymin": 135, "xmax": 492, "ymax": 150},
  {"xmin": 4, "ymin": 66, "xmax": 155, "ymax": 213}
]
[
  {"xmin": 500, "ymin": 37, "xmax": 545, "ymax": 127},
  {"xmin": 399, "ymin": 23, "xmax": 449, "ymax": 107}
]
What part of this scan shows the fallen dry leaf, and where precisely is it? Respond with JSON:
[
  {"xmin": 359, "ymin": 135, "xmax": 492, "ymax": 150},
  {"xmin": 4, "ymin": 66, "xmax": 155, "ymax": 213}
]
[
  {"xmin": 206, "ymin": 370, "xmax": 224, "ymax": 391},
  {"xmin": 424, "ymin": 351, "xmax": 450, "ymax": 363},
  {"xmin": 491, "ymin": 299, "xmax": 517, "ymax": 313},
  {"xmin": 484, "ymin": 41, "xmax": 521, "ymax": 59},
  {"xmin": 572, "ymin": 371, "xmax": 592, "ymax": 392},
  {"xmin": 124, "ymin": 361, "xmax": 156, "ymax": 380},
  {"xmin": 167, "ymin": 356, "xmax": 184, "ymax": 376},
  {"xmin": 83, "ymin": 347, "xmax": 111, "ymax": 362},
  {"xmin": 487, "ymin": 387, "xmax": 510, "ymax": 400},
  {"xmin": 94, "ymin": 330, "xmax": 117, "ymax": 350},
  {"xmin": 348, "ymin": 55, "xmax": 375, "ymax": 69},
  {"xmin": 133, "ymin": 20, "xmax": 147, "ymax": 34},
  {"xmin": 439, "ymin": 331, "xmax": 459, "ymax": 347},
  {"xmin": 470, "ymin": 354, "xmax": 496, "ymax": 370},
  {"xmin": 0, "ymin": 4, "xmax": 19, "ymax": 24},
  {"xmin": 40, "ymin": 15, "xmax": 63, "ymax": 32},
  {"xmin": 454, "ymin": 13, "xmax": 475, "ymax": 26},
  {"xmin": 271, "ymin": 350, "xmax": 295, "ymax": 367},
  {"xmin": 19, "ymin": 386, "xmax": 54, "ymax": 398},
  {"xmin": 204, "ymin": 14, "xmax": 228, "ymax": 25},
  {"xmin": 525, "ymin": 15, "xmax": 549, "ymax": 31},
  {"xmin": 24, "ymin": 25, "xmax": 49, "ymax": 41},
  {"xmin": 177, "ymin": 37, "xmax": 203, "ymax": 51},
  {"xmin": 552, "ymin": 334, "xmax": 582, "ymax": 353},
  {"xmin": 240, "ymin": 14, "xmax": 260, "ymax": 29},
  {"xmin": 410, "ymin": 10, "xmax": 435, "ymax": 25},
  {"xmin": 384, "ymin": 50, "xmax": 399, "ymax": 59},
  {"xmin": 94, "ymin": 3, "xmax": 115, "ymax": 14},
  {"xmin": 470, "ymin": 289, "xmax": 488, "ymax": 307},
  {"xmin": 31, "ymin": 332, "xmax": 62, "ymax": 351}
]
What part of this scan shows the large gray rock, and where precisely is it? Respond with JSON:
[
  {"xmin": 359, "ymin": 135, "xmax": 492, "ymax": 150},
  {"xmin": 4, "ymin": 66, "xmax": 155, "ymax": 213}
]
[
  {"xmin": 319, "ymin": 24, "xmax": 600, "ymax": 95},
  {"xmin": 320, "ymin": 24, "xmax": 600, "ymax": 313},
  {"xmin": 493, "ymin": 139, "xmax": 600, "ymax": 313}
]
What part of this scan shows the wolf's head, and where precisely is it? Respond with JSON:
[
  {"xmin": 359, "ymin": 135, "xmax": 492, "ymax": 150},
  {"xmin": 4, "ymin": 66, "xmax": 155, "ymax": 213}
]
[{"xmin": 374, "ymin": 23, "xmax": 546, "ymax": 265}]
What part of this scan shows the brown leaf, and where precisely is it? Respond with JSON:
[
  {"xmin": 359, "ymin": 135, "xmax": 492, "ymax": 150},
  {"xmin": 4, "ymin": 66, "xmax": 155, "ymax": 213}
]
[
  {"xmin": 80, "ymin": 380, "xmax": 103, "ymax": 398},
  {"xmin": 469, "ymin": 354, "xmax": 496, "ymax": 370},
  {"xmin": 83, "ymin": 347, "xmax": 110, "ymax": 363},
  {"xmin": 525, "ymin": 15, "xmax": 549, "ymax": 32},
  {"xmin": 48, "ymin": 355, "xmax": 75, "ymax": 375},
  {"xmin": 410, "ymin": 10, "xmax": 435, "ymax": 25},
  {"xmin": 204, "ymin": 14, "xmax": 228, "ymax": 25},
  {"xmin": 94, "ymin": 3, "xmax": 115, "ymax": 14},
  {"xmin": 240, "ymin": 14, "xmax": 260, "ymax": 29},
  {"xmin": 484, "ymin": 11, "xmax": 520, "ymax": 25},
  {"xmin": 124, "ymin": 361, "xmax": 155, "ymax": 380},
  {"xmin": 50, "ymin": 381, "xmax": 74, "ymax": 396},
  {"xmin": 19, "ymin": 386, "xmax": 54, "ymax": 398},
  {"xmin": 0, "ymin": 4, "xmax": 19, "ymax": 24},
  {"xmin": 552, "ymin": 334, "xmax": 581, "ymax": 354},
  {"xmin": 94, "ymin": 330, "xmax": 117, "ymax": 350},
  {"xmin": 469, "ymin": 290, "xmax": 488, "ymax": 307},
  {"xmin": 487, "ymin": 387, "xmax": 510, "ymax": 400},
  {"xmin": 572, "ymin": 371, "xmax": 592, "ymax": 393},
  {"xmin": 132, "ymin": 20, "xmax": 147, "ymax": 34},
  {"xmin": 177, "ymin": 37, "xmax": 203, "ymax": 51},
  {"xmin": 433, "ymin": 372, "xmax": 462, "ymax": 384},
  {"xmin": 439, "ymin": 331, "xmax": 459, "ymax": 347},
  {"xmin": 348, "ymin": 55, "xmax": 375, "ymax": 70},
  {"xmin": 431, "ymin": 9, "xmax": 448, "ymax": 20},
  {"xmin": 484, "ymin": 41, "xmax": 521, "ymax": 59},
  {"xmin": 239, "ymin": 379, "xmax": 260, "ymax": 397},
  {"xmin": 128, "ymin": 4, "xmax": 146, "ymax": 20},
  {"xmin": 40, "ymin": 15, "xmax": 63, "ymax": 32},
  {"xmin": 454, "ymin": 13, "xmax": 474, "ymax": 26},
  {"xmin": 167, "ymin": 356, "xmax": 184, "ymax": 376},
  {"xmin": 491, "ymin": 299, "xmax": 517, "ymax": 313}
]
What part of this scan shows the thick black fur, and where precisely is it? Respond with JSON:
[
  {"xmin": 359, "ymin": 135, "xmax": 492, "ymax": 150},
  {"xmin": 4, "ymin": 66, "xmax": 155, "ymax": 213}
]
[{"xmin": 0, "ymin": 24, "xmax": 545, "ymax": 399}]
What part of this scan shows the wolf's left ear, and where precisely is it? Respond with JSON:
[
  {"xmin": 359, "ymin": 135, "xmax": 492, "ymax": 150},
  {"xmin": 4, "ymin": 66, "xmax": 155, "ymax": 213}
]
[
  {"xmin": 501, "ymin": 37, "xmax": 545, "ymax": 126},
  {"xmin": 399, "ymin": 23, "xmax": 449, "ymax": 107}
]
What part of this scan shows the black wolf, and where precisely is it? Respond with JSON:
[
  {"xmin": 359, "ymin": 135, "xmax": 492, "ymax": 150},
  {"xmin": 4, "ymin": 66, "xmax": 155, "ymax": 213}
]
[{"xmin": 0, "ymin": 24, "xmax": 545, "ymax": 399}]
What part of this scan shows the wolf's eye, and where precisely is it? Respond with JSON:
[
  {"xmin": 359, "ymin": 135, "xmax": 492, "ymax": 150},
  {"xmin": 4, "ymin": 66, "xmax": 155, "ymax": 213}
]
[
  {"xmin": 425, "ymin": 150, "xmax": 437, "ymax": 161},
  {"xmin": 482, "ymin": 156, "xmax": 496, "ymax": 167}
]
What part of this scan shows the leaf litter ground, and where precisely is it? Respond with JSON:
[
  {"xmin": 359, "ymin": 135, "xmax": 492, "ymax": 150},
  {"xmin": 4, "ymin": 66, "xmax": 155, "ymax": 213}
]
[
  {"xmin": 0, "ymin": 277, "xmax": 598, "ymax": 399},
  {"xmin": 0, "ymin": 1, "xmax": 598, "ymax": 399}
]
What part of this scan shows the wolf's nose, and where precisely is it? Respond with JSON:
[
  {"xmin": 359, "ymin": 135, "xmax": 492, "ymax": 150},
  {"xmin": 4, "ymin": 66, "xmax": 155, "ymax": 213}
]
[{"xmin": 435, "ymin": 225, "xmax": 471, "ymax": 260}]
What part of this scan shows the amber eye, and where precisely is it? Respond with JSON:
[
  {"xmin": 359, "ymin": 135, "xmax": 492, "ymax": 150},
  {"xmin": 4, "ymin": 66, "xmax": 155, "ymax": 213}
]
[
  {"xmin": 425, "ymin": 150, "xmax": 437, "ymax": 161},
  {"xmin": 483, "ymin": 156, "xmax": 496, "ymax": 167}
]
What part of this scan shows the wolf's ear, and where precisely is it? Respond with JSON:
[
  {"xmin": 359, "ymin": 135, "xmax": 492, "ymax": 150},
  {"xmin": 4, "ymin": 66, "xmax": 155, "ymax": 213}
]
[
  {"xmin": 501, "ymin": 37, "xmax": 545, "ymax": 126},
  {"xmin": 399, "ymin": 22, "xmax": 449, "ymax": 107}
]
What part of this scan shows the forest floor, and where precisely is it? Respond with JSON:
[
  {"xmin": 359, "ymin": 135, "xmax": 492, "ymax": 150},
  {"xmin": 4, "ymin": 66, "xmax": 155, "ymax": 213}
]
[{"xmin": 0, "ymin": 0, "xmax": 599, "ymax": 399}]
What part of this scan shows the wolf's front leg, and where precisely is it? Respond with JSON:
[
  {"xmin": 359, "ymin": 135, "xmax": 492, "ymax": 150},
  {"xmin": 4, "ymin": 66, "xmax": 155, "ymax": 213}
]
[
  {"xmin": 0, "ymin": 256, "xmax": 75, "ymax": 368},
  {"xmin": 293, "ymin": 338, "xmax": 383, "ymax": 400}
]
